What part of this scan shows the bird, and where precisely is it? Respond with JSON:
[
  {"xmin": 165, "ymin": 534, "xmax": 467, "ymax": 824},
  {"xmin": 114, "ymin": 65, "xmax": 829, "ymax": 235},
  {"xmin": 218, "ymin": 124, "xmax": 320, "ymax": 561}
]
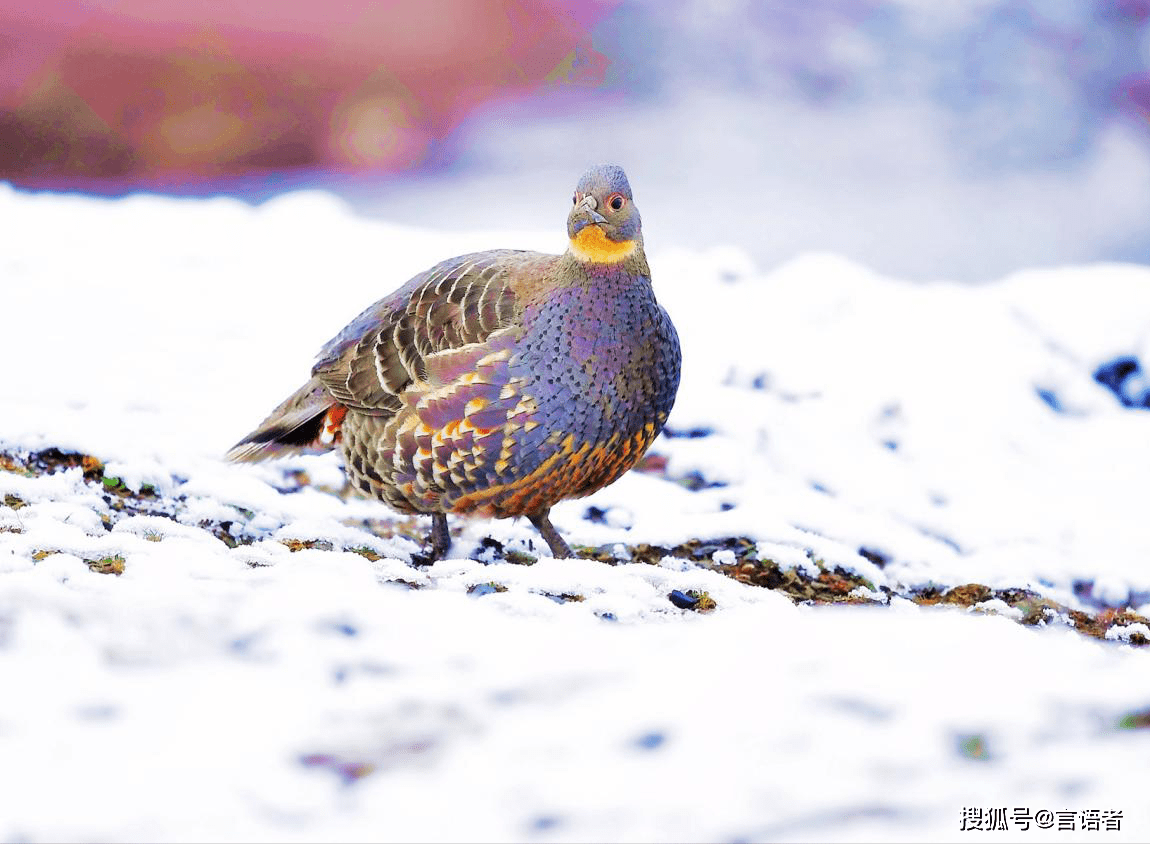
[{"xmin": 227, "ymin": 164, "xmax": 681, "ymax": 561}]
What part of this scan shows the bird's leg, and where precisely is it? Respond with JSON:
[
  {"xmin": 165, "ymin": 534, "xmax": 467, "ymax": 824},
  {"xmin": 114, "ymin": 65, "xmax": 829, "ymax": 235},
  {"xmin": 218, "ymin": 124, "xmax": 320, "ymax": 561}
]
[
  {"xmin": 527, "ymin": 509, "xmax": 575, "ymax": 559},
  {"xmin": 428, "ymin": 512, "xmax": 451, "ymax": 561}
]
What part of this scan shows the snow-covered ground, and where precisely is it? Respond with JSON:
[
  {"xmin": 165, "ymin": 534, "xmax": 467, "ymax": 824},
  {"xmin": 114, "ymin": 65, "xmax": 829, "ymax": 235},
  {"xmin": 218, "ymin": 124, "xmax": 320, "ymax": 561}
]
[{"xmin": 1, "ymin": 183, "xmax": 1148, "ymax": 842}]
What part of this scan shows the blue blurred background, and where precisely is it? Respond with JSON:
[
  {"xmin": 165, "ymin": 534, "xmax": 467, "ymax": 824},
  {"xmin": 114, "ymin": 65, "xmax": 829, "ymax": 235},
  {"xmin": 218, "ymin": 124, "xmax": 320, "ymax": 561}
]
[{"xmin": 4, "ymin": 0, "xmax": 1150, "ymax": 279}]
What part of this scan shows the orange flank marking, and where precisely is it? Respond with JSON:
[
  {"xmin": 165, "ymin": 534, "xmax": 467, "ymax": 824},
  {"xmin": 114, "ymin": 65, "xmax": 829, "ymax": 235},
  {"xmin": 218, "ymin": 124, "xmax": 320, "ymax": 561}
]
[
  {"xmin": 455, "ymin": 442, "xmax": 576, "ymax": 515},
  {"xmin": 502, "ymin": 441, "xmax": 591, "ymax": 514},
  {"xmin": 320, "ymin": 404, "xmax": 348, "ymax": 445},
  {"xmin": 569, "ymin": 226, "xmax": 636, "ymax": 264},
  {"xmin": 440, "ymin": 405, "xmax": 660, "ymax": 517},
  {"xmin": 452, "ymin": 424, "xmax": 651, "ymax": 518}
]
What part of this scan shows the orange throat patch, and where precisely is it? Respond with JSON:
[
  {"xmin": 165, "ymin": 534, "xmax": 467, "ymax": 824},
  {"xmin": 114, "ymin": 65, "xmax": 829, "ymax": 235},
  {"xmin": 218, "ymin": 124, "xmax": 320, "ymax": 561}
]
[{"xmin": 569, "ymin": 225, "xmax": 637, "ymax": 264}]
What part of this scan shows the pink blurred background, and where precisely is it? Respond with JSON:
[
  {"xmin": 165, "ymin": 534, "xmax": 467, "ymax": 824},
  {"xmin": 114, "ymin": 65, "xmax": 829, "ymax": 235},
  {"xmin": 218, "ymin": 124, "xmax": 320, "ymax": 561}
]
[
  {"xmin": 5, "ymin": 0, "xmax": 1150, "ymax": 280},
  {"xmin": 0, "ymin": 0, "xmax": 614, "ymax": 189}
]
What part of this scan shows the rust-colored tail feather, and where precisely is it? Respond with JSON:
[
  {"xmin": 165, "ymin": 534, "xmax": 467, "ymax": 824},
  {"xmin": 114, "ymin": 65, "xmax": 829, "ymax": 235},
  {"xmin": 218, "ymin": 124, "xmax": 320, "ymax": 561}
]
[{"xmin": 226, "ymin": 377, "xmax": 341, "ymax": 463}]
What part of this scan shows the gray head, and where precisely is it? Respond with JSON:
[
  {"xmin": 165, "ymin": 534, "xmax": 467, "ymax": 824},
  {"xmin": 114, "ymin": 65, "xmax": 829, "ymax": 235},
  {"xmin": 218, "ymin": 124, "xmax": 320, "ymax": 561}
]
[{"xmin": 567, "ymin": 164, "xmax": 643, "ymax": 263}]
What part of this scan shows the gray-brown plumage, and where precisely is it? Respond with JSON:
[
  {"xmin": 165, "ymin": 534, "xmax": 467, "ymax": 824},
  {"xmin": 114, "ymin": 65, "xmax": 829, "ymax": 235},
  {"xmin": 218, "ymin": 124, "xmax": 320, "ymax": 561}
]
[{"xmin": 228, "ymin": 164, "xmax": 681, "ymax": 560}]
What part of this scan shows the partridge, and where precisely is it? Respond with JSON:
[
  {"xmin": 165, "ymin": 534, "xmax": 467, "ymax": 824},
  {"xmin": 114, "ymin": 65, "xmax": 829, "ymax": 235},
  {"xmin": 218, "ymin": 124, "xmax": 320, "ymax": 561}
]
[{"xmin": 228, "ymin": 164, "xmax": 681, "ymax": 560}]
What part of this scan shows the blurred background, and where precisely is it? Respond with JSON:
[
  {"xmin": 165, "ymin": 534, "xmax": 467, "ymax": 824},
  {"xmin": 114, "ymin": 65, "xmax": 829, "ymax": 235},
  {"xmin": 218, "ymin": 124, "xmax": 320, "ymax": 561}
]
[{"xmin": 4, "ymin": 0, "xmax": 1150, "ymax": 280}]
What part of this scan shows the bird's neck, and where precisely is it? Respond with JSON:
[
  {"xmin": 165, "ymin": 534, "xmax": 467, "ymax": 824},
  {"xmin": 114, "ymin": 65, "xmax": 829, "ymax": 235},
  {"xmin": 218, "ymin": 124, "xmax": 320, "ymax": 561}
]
[
  {"xmin": 563, "ymin": 244, "xmax": 650, "ymax": 281},
  {"xmin": 568, "ymin": 226, "xmax": 638, "ymax": 264}
]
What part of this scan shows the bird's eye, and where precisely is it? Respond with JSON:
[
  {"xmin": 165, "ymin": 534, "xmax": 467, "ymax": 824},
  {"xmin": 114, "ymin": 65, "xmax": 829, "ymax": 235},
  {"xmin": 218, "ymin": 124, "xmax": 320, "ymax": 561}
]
[
  {"xmin": 572, "ymin": 193, "xmax": 578, "ymax": 205},
  {"xmin": 608, "ymin": 193, "xmax": 625, "ymax": 211}
]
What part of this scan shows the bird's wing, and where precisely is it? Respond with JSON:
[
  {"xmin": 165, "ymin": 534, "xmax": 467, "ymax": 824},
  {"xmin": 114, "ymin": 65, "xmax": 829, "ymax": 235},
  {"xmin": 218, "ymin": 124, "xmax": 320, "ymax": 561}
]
[{"xmin": 312, "ymin": 249, "xmax": 536, "ymax": 413}]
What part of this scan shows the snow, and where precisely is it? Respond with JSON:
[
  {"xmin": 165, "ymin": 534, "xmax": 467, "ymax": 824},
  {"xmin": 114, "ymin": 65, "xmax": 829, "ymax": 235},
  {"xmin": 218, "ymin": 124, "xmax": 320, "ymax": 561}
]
[{"xmin": 2, "ymin": 182, "xmax": 1149, "ymax": 842}]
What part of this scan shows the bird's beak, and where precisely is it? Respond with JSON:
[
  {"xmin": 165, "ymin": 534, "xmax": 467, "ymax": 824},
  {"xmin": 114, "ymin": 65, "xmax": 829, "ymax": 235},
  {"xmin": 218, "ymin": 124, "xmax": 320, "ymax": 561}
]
[{"xmin": 578, "ymin": 194, "xmax": 608, "ymax": 225}]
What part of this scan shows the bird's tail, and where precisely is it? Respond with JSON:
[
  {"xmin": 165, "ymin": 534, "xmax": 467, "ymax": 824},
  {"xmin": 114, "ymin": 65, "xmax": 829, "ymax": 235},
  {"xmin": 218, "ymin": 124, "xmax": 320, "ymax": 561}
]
[{"xmin": 226, "ymin": 377, "xmax": 346, "ymax": 463}]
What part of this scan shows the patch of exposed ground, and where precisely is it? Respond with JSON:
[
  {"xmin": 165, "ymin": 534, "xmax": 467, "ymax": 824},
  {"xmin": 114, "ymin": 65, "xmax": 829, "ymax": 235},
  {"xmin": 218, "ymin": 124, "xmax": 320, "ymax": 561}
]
[{"xmin": 3, "ymin": 446, "xmax": 1145, "ymax": 644}]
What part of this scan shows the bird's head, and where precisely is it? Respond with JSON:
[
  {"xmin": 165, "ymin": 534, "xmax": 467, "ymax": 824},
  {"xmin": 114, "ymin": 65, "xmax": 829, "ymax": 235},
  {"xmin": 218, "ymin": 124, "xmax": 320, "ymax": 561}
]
[{"xmin": 567, "ymin": 164, "xmax": 642, "ymax": 265}]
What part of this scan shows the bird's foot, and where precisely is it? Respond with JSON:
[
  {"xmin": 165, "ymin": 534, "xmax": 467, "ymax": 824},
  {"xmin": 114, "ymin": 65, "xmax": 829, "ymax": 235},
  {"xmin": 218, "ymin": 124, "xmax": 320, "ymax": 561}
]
[
  {"xmin": 411, "ymin": 513, "xmax": 452, "ymax": 565},
  {"xmin": 527, "ymin": 510, "xmax": 575, "ymax": 559}
]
